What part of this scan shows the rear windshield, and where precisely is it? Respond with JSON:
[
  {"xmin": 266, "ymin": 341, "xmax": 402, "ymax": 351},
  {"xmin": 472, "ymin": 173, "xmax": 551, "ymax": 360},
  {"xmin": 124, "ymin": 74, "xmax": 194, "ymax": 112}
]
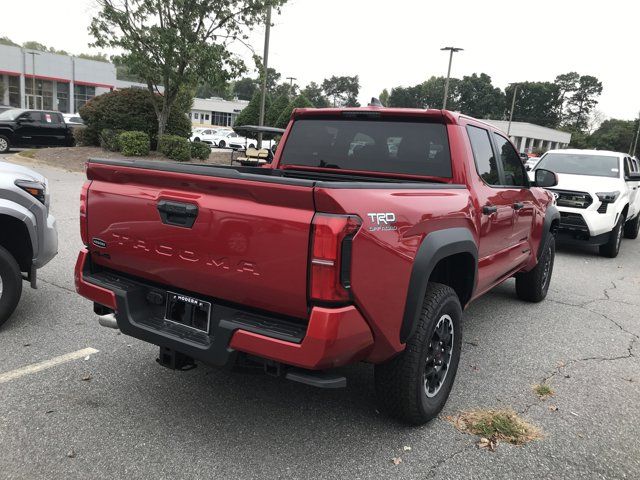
[
  {"xmin": 279, "ymin": 118, "xmax": 452, "ymax": 177},
  {"xmin": 536, "ymin": 153, "xmax": 620, "ymax": 178}
]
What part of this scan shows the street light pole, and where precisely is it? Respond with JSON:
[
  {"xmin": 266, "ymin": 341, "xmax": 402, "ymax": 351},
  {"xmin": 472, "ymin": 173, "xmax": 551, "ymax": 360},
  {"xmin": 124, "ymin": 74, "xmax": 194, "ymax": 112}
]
[
  {"xmin": 441, "ymin": 47, "xmax": 463, "ymax": 110},
  {"xmin": 257, "ymin": 5, "xmax": 272, "ymax": 149},
  {"xmin": 507, "ymin": 84, "xmax": 519, "ymax": 136}
]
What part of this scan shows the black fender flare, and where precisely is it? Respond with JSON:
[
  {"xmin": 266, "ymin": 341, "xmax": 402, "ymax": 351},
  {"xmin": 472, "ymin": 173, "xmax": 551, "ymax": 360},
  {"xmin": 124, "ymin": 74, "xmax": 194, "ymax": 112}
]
[
  {"xmin": 400, "ymin": 227, "xmax": 478, "ymax": 343},
  {"xmin": 538, "ymin": 204, "xmax": 560, "ymax": 259}
]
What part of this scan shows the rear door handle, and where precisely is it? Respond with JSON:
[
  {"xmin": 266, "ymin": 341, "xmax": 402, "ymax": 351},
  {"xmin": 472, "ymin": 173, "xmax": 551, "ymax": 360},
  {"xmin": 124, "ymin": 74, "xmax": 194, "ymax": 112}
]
[
  {"xmin": 482, "ymin": 205, "xmax": 498, "ymax": 215},
  {"xmin": 157, "ymin": 200, "xmax": 198, "ymax": 228},
  {"xmin": 513, "ymin": 202, "xmax": 525, "ymax": 210}
]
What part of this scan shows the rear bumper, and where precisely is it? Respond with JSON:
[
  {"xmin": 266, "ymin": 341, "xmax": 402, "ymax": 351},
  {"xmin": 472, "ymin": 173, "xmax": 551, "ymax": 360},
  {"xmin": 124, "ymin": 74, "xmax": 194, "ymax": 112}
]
[{"xmin": 74, "ymin": 249, "xmax": 374, "ymax": 370}]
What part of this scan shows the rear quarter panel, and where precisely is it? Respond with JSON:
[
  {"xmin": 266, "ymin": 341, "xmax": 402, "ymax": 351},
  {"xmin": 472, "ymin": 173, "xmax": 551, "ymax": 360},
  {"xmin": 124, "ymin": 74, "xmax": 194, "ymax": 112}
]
[{"xmin": 314, "ymin": 186, "xmax": 475, "ymax": 362}]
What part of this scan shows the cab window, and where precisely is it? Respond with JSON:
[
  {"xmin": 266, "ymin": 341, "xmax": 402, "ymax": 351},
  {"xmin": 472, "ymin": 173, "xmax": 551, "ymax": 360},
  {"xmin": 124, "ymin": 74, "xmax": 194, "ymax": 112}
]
[
  {"xmin": 467, "ymin": 125, "xmax": 500, "ymax": 185},
  {"xmin": 493, "ymin": 133, "xmax": 527, "ymax": 187}
]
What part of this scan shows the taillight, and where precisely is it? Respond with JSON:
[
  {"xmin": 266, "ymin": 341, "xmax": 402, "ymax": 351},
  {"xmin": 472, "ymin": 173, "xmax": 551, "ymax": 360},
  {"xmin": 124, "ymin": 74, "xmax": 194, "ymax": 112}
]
[
  {"xmin": 80, "ymin": 181, "xmax": 90, "ymax": 246},
  {"xmin": 309, "ymin": 213, "xmax": 361, "ymax": 304}
]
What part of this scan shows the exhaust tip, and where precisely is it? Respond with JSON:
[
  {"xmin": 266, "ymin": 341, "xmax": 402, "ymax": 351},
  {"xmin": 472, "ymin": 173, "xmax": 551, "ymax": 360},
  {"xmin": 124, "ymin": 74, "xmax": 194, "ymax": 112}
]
[{"xmin": 98, "ymin": 313, "xmax": 118, "ymax": 329}]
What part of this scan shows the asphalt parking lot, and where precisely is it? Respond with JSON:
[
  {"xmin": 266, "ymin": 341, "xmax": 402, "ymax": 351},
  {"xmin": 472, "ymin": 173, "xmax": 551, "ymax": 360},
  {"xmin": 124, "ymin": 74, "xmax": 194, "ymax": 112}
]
[{"xmin": 1, "ymin": 153, "xmax": 639, "ymax": 479}]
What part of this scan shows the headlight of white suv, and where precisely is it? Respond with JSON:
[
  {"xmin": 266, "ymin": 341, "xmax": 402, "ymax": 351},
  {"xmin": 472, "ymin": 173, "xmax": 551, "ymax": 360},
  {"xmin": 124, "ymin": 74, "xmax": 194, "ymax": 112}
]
[{"xmin": 596, "ymin": 191, "xmax": 620, "ymax": 204}]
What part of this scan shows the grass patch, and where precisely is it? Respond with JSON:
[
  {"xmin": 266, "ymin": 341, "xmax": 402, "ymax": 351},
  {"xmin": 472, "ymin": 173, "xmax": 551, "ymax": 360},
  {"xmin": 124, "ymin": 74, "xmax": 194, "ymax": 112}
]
[
  {"xmin": 448, "ymin": 409, "xmax": 542, "ymax": 446},
  {"xmin": 533, "ymin": 383, "xmax": 554, "ymax": 398},
  {"xmin": 18, "ymin": 149, "xmax": 38, "ymax": 159}
]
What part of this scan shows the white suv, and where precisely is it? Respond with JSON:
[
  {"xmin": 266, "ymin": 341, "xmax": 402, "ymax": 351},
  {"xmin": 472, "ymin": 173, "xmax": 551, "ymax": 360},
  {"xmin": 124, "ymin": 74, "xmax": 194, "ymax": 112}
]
[{"xmin": 533, "ymin": 149, "xmax": 640, "ymax": 257}]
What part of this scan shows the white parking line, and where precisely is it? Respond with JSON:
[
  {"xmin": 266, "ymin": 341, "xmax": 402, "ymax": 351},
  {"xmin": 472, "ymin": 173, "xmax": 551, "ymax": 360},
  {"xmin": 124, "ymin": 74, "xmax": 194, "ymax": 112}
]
[{"xmin": 0, "ymin": 347, "xmax": 99, "ymax": 385}]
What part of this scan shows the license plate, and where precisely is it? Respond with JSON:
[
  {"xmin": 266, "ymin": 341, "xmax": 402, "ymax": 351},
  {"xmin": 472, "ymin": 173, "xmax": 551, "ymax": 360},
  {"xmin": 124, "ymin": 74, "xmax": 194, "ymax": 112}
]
[{"xmin": 164, "ymin": 292, "xmax": 211, "ymax": 333}]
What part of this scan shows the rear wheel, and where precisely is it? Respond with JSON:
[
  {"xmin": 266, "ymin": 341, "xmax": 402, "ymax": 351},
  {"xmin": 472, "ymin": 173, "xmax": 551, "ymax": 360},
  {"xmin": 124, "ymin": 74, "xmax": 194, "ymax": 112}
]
[
  {"xmin": 375, "ymin": 283, "xmax": 462, "ymax": 425},
  {"xmin": 599, "ymin": 214, "xmax": 625, "ymax": 258},
  {"xmin": 623, "ymin": 214, "xmax": 640, "ymax": 240},
  {"xmin": 0, "ymin": 135, "xmax": 10, "ymax": 154},
  {"xmin": 0, "ymin": 246, "xmax": 23, "ymax": 328},
  {"xmin": 516, "ymin": 235, "xmax": 555, "ymax": 302}
]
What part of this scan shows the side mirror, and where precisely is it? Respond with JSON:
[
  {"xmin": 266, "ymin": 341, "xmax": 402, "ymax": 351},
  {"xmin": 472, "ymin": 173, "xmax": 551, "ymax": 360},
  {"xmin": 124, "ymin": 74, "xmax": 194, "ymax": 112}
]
[
  {"xmin": 526, "ymin": 165, "xmax": 532, "ymax": 171},
  {"xmin": 535, "ymin": 168, "xmax": 558, "ymax": 188}
]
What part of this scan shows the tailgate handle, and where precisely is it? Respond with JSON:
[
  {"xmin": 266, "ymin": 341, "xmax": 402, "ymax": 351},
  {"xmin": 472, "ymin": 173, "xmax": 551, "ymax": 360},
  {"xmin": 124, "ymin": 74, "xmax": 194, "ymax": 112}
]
[{"xmin": 157, "ymin": 200, "xmax": 198, "ymax": 228}]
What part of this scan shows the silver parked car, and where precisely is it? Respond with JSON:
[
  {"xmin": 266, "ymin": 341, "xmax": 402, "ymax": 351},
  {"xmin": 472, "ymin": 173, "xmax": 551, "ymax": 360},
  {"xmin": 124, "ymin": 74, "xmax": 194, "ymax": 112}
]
[{"xmin": 0, "ymin": 160, "xmax": 58, "ymax": 326}]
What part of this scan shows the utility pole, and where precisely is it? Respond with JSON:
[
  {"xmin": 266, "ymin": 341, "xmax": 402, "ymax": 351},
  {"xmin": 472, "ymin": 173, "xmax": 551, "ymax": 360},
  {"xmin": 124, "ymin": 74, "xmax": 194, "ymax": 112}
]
[
  {"xmin": 632, "ymin": 110, "xmax": 640, "ymax": 157},
  {"xmin": 286, "ymin": 76, "xmax": 297, "ymax": 94},
  {"xmin": 441, "ymin": 46, "xmax": 463, "ymax": 110},
  {"xmin": 257, "ymin": 5, "xmax": 272, "ymax": 149},
  {"xmin": 507, "ymin": 84, "xmax": 519, "ymax": 136},
  {"xmin": 26, "ymin": 51, "xmax": 39, "ymax": 109}
]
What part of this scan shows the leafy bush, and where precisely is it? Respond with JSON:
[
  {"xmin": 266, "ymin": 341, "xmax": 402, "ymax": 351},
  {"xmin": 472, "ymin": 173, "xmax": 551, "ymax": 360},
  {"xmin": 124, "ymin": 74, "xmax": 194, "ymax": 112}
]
[
  {"xmin": 190, "ymin": 141, "xmax": 211, "ymax": 160},
  {"xmin": 72, "ymin": 126, "xmax": 97, "ymax": 146},
  {"xmin": 118, "ymin": 131, "xmax": 150, "ymax": 157},
  {"xmin": 100, "ymin": 129, "xmax": 122, "ymax": 152},
  {"xmin": 80, "ymin": 88, "xmax": 192, "ymax": 146},
  {"xmin": 158, "ymin": 135, "xmax": 191, "ymax": 162}
]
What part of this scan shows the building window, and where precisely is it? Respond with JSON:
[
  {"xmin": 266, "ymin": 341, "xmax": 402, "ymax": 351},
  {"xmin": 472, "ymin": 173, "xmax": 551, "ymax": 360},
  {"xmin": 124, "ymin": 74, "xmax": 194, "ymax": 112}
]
[
  {"xmin": 8, "ymin": 75, "xmax": 20, "ymax": 107},
  {"xmin": 56, "ymin": 82, "xmax": 69, "ymax": 113},
  {"xmin": 205, "ymin": 113, "xmax": 210, "ymax": 121},
  {"xmin": 25, "ymin": 78, "xmax": 54, "ymax": 110},
  {"xmin": 74, "ymin": 85, "xmax": 96, "ymax": 111},
  {"xmin": 213, "ymin": 111, "xmax": 232, "ymax": 127},
  {"xmin": 194, "ymin": 112, "xmax": 199, "ymax": 119}
]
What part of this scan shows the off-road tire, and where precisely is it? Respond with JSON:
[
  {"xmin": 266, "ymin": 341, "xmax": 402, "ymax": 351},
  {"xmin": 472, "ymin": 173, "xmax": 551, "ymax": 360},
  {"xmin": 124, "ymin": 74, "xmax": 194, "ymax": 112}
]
[
  {"xmin": 599, "ymin": 214, "xmax": 625, "ymax": 258},
  {"xmin": 0, "ymin": 246, "xmax": 23, "ymax": 328},
  {"xmin": 0, "ymin": 135, "xmax": 10, "ymax": 154},
  {"xmin": 374, "ymin": 282, "xmax": 462, "ymax": 425},
  {"xmin": 623, "ymin": 214, "xmax": 640, "ymax": 240},
  {"xmin": 516, "ymin": 235, "xmax": 556, "ymax": 302}
]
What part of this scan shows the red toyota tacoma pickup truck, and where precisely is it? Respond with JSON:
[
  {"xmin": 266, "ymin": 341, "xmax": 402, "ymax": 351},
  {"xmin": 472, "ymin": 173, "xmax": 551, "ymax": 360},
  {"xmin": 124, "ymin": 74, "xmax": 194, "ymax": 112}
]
[{"xmin": 75, "ymin": 107, "xmax": 559, "ymax": 424}]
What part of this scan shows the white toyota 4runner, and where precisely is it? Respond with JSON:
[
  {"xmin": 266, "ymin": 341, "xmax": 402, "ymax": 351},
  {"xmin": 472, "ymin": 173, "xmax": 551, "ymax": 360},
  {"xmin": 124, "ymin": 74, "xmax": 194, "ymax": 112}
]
[{"xmin": 532, "ymin": 149, "xmax": 640, "ymax": 258}]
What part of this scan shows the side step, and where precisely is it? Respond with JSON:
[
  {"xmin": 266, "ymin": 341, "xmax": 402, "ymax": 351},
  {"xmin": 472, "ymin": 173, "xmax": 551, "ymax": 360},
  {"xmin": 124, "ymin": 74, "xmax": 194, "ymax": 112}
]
[{"xmin": 285, "ymin": 368, "xmax": 347, "ymax": 389}]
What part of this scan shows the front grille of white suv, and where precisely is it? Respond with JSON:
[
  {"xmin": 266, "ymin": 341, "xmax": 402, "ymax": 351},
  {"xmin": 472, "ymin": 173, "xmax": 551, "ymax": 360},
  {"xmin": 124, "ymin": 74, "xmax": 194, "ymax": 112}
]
[{"xmin": 549, "ymin": 189, "xmax": 593, "ymax": 209}]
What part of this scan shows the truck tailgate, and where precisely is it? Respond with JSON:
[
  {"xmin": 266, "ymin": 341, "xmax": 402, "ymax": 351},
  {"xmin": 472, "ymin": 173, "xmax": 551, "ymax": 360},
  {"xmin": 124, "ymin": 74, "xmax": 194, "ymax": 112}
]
[{"xmin": 85, "ymin": 160, "xmax": 315, "ymax": 319}]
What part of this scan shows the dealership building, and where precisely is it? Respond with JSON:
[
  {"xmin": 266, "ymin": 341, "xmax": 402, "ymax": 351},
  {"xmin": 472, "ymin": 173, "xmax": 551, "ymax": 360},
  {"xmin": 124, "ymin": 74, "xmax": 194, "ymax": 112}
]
[
  {"xmin": 0, "ymin": 44, "xmax": 247, "ymax": 126},
  {"xmin": 483, "ymin": 119, "xmax": 571, "ymax": 154}
]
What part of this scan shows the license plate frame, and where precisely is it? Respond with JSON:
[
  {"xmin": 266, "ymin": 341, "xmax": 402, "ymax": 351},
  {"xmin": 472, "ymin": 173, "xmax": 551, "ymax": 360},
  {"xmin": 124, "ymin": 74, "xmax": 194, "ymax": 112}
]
[{"xmin": 164, "ymin": 291, "xmax": 212, "ymax": 334}]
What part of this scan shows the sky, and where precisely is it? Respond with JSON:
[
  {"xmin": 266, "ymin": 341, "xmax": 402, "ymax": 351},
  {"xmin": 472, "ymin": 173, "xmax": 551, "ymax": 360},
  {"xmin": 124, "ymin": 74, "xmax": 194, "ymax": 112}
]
[{"xmin": 2, "ymin": 0, "xmax": 639, "ymax": 121}]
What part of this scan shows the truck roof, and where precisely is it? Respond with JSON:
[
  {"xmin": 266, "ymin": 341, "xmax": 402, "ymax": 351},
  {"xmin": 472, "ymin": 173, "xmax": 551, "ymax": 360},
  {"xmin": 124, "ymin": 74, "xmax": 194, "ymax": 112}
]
[{"xmin": 291, "ymin": 107, "xmax": 469, "ymax": 125}]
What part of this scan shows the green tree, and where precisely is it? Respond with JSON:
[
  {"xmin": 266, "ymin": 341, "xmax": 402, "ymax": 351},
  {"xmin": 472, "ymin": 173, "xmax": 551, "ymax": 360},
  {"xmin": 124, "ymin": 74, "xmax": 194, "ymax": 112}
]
[
  {"xmin": 387, "ymin": 85, "xmax": 424, "ymax": 108},
  {"xmin": 22, "ymin": 41, "xmax": 68, "ymax": 55},
  {"xmin": 554, "ymin": 71, "xmax": 579, "ymax": 121},
  {"xmin": 456, "ymin": 73, "xmax": 505, "ymax": 119},
  {"xmin": 420, "ymin": 76, "xmax": 460, "ymax": 110},
  {"xmin": 233, "ymin": 77, "xmax": 258, "ymax": 100},
  {"xmin": 505, "ymin": 82, "xmax": 562, "ymax": 127},
  {"xmin": 79, "ymin": 87, "xmax": 191, "ymax": 146},
  {"xmin": 234, "ymin": 90, "xmax": 271, "ymax": 127},
  {"xmin": 322, "ymin": 75, "xmax": 360, "ymax": 107},
  {"xmin": 565, "ymin": 75, "xmax": 603, "ymax": 130},
  {"xmin": 77, "ymin": 52, "xmax": 110, "ymax": 62},
  {"xmin": 275, "ymin": 94, "xmax": 313, "ymax": 129},
  {"xmin": 266, "ymin": 94, "xmax": 290, "ymax": 126},
  {"xmin": 90, "ymin": 0, "xmax": 287, "ymax": 137},
  {"xmin": 301, "ymin": 82, "xmax": 329, "ymax": 107},
  {"xmin": 587, "ymin": 119, "xmax": 636, "ymax": 152},
  {"xmin": 379, "ymin": 88, "xmax": 390, "ymax": 106},
  {"xmin": 0, "ymin": 37, "xmax": 18, "ymax": 47}
]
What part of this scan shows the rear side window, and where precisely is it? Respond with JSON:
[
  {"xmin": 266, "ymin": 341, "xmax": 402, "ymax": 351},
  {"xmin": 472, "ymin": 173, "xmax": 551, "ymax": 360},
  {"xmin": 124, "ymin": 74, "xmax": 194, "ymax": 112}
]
[
  {"xmin": 280, "ymin": 118, "xmax": 452, "ymax": 177},
  {"xmin": 493, "ymin": 133, "xmax": 527, "ymax": 187},
  {"xmin": 467, "ymin": 125, "xmax": 499, "ymax": 185}
]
